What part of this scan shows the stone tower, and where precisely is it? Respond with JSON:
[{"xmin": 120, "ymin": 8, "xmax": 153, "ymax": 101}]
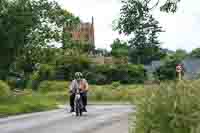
[{"xmin": 65, "ymin": 17, "xmax": 95, "ymax": 47}]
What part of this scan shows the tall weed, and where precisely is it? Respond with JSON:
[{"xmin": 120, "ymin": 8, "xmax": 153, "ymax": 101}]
[{"xmin": 131, "ymin": 80, "xmax": 200, "ymax": 133}]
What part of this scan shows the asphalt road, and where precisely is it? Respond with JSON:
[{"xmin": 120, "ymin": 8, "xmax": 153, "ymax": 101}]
[{"xmin": 0, "ymin": 105, "xmax": 133, "ymax": 133}]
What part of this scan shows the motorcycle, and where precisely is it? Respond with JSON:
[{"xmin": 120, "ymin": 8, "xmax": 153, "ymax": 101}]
[{"xmin": 74, "ymin": 88, "xmax": 84, "ymax": 116}]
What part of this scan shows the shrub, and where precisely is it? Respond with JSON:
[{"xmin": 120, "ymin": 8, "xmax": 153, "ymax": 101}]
[
  {"xmin": 94, "ymin": 73, "xmax": 108, "ymax": 85},
  {"xmin": 86, "ymin": 64, "xmax": 146, "ymax": 85},
  {"xmin": 6, "ymin": 77, "xmax": 25, "ymax": 90},
  {"xmin": 38, "ymin": 81, "xmax": 69, "ymax": 93},
  {"xmin": 89, "ymin": 73, "xmax": 109, "ymax": 85},
  {"xmin": 38, "ymin": 64, "xmax": 55, "ymax": 80},
  {"xmin": 28, "ymin": 64, "xmax": 55, "ymax": 90},
  {"xmin": 154, "ymin": 56, "xmax": 183, "ymax": 80},
  {"xmin": 0, "ymin": 80, "xmax": 11, "ymax": 97},
  {"xmin": 56, "ymin": 55, "xmax": 92, "ymax": 80},
  {"xmin": 111, "ymin": 82, "xmax": 121, "ymax": 89},
  {"xmin": 131, "ymin": 80, "xmax": 200, "ymax": 133},
  {"xmin": 27, "ymin": 72, "xmax": 41, "ymax": 90}
]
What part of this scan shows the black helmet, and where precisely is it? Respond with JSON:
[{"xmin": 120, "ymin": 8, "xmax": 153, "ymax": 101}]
[{"xmin": 75, "ymin": 72, "xmax": 83, "ymax": 80}]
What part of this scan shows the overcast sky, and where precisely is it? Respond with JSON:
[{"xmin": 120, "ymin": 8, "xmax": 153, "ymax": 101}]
[{"xmin": 57, "ymin": 0, "xmax": 200, "ymax": 52}]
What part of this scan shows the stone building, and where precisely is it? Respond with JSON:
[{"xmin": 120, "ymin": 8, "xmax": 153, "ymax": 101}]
[{"xmin": 65, "ymin": 17, "xmax": 95, "ymax": 47}]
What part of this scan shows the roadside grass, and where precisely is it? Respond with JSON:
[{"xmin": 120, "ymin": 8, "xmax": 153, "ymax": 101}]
[
  {"xmin": 88, "ymin": 84, "xmax": 145, "ymax": 102},
  {"xmin": 42, "ymin": 83, "xmax": 146, "ymax": 104},
  {"xmin": 0, "ymin": 93, "xmax": 58, "ymax": 118},
  {"xmin": 129, "ymin": 80, "xmax": 200, "ymax": 133}
]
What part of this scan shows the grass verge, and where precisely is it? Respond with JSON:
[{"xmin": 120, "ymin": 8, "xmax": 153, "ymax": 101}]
[
  {"xmin": 0, "ymin": 94, "xmax": 58, "ymax": 118},
  {"xmin": 0, "ymin": 82, "xmax": 146, "ymax": 118}
]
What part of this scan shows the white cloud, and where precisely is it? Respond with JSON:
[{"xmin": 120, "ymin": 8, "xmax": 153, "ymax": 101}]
[{"xmin": 56, "ymin": 0, "xmax": 200, "ymax": 52}]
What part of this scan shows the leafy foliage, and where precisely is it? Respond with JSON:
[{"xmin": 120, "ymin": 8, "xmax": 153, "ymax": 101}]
[
  {"xmin": 154, "ymin": 53, "xmax": 185, "ymax": 80},
  {"xmin": 0, "ymin": 80, "xmax": 11, "ymax": 97},
  {"xmin": 0, "ymin": 0, "xmax": 79, "ymax": 79},
  {"xmin": 190, "ymin": 48, "xmax": 200, "ymax": 58},
  {"xmin": 38, "ymin": 81, "xmax": 69, "ymax": 93},
  {"xmin": 0, "ymin": 0, "xmax": 36, "ymax": 79},
  {"xmin": 28, "ymin": 64, "xmax": 55, "ymax": 90},
  {"xmin": 111, "ymin": 38, "xmax": 129, "ymax": 57},
  {"xmin": 14, "ymin": 46, "xmax": 60, "ymax": 75},
  {"xmin": 131, "ymin": 81, "xmax": 200, "ymax": 133},
  {"xmin": 160, "ymin": 0, "xmax": 181, "ymax": 13},
  {"xmin": 174, "ymin": 49, "xmax": 188, "ymax": 60},
  {"xmin": 63, "ymin": 41, "xmax": 95, "ymax": 55},
  {"xmin": 117, "ymin": 0, "xmax": 166, "ymax": 65},
  {"xmin": 86, "ymin": 64, "xmax": 146, "ymax": 84}
]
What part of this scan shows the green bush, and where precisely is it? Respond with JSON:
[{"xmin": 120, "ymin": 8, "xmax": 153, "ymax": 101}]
[
  {"xmin": 131, "ymin": 80, "xmax": 200, "ymax": 133},
  {"xmin": 6, "ymin": 76, "xmax": 25, "ymax": 90},
  {"xmin": 154, "ymin": 56, "xmax": 183, "ymax": 80},
  {"xmin": 38, "ymin": 64, "xmax": 55, "ymax": 80},
  {"xmin": 28, "ymin": 64, "xmax": 55, "ymax": 90},
  {"xmin": 54, "ymin": 55, "xmax": 147, "ymax": 85},
  {"xmin": 38, "ymin": 81, "xmax": 69, "ymax": 93},
  {"xmin": 0, "ymin": 80, "xmax": 11, "ymax": 97},
  {"xmin": 27, "ymin": 72, "xmax": 41, "ymax": 90},
  {"xmin": 56, "ymin": 55, "xmax": 91, "ymax": 80},
  {"xmin": 86, "ymin": 64, "xmax": 146, "ymax": 85},
  {"xmin": 111, "ymin": 82, "xmax": 121, "ymax": 89},
  {"xmin": 88, "ymin": 73, "xmax": 110, "ymax": 85}
]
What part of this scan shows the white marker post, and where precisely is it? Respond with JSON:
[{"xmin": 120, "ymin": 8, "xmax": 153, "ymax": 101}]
[{"xmin": 176, "ymin": 64, "xmax": 182, "ymax": 81}]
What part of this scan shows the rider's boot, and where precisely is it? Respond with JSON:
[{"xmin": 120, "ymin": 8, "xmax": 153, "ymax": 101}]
[
  {"xmin": 83, "ymin": 106, "xmax": 87, "ymax": 112},
  {"xmin": 70, "ymin": 107, "xmax": 74, "ymax": 113}
]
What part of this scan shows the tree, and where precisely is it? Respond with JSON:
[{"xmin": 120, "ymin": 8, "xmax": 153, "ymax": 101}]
[
  {"xmin": 117, "ymin": 0, "xmax": 166, "ymax": 64},
  {"xmin": 174, "ymin": 49, "xmax": 188, "ymax": 60},
  {"xmin": 111, "ymin": 39, "xmax": 129, "ymax": 57},
  {"xmin": 0, "ymin": 0, "xmax": 36, "ymax": 79},
  {"xmin": 13, "ymin": 46, "xmax": 60, "ymax": 72},
  {"xmin": 0, "ymin": 0, "xmax": 79, "ymax": 79},
  {"xmin": 154, "ymin": 54, "xmax": 184, "ymax": 80},
  {"xmin": 118, "ymin": 0, "xmax": 181, "ymax": 15},
  {"xmin": 190, "ymin": 48, "xmax": 200, "ymax": 58},
  {"xmin": 28, "ymin": 0, "xmax": 80, "ymax": 46},
  {"xmin": 160, "ymin": 0, "xmax": 181, "ymax": 13},
  {"xmin": 63, "ymin": 41, "xmax": 95, "ymax": 56}
]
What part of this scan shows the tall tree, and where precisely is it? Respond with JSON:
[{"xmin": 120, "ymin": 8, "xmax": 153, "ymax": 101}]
[
  {"xmin": 190, "ymin": 48, "xmax": 200, "ymax": 58},
  {"xmin": 117, "ymin": 0, "xmax": 166, "ymax": 64},
  {"xmin": 111, "ymin": 38, "xmax": 129, "ymax": 57},
  {"xmin": 0, "ymin": 0, "xmax": 35, "ymax": 79},
  {"xmin": 0, "ymin": 0, "xmax": 79, "ymax": 79},
  {"xmin": 118, "ymin": 0, "xmax": 181, "ymax": 14},
  {"xmin": 173, "ymin": 49, "xmax": 188, "ymax": 60}
]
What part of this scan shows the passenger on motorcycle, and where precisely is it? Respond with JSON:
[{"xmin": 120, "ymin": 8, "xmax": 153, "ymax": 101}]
[{"xmin": 69, "ymin": 72, "xmax": 88, "ymax": 112}]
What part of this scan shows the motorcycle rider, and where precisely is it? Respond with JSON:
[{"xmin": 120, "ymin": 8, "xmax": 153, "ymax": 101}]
[{"xmin": 69, "ymin": 72, "xmax": 88, "ymax": 112}]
